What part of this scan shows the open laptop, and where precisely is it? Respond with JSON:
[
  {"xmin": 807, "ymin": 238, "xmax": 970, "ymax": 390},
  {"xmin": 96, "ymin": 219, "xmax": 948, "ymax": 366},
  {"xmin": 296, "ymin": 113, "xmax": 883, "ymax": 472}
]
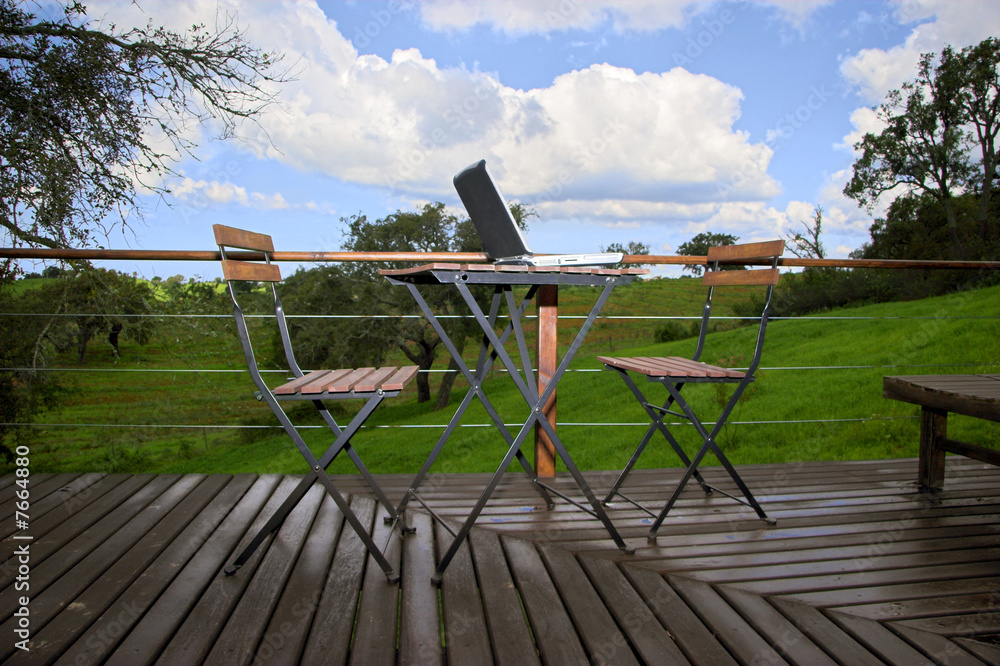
[{"xmin": 453, "ymin": 159, "xmax": 623, "ymax": 267}]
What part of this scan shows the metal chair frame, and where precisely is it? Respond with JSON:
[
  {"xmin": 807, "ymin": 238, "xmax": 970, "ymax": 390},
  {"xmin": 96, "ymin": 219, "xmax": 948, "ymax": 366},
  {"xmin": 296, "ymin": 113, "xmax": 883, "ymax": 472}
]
[
  {"xmin": 599, "ymin": 241, "xmax": 784, "ymax": 541},
  {"xmin": 215, "ymin": 225, "xmax": 414, "ymax": 583}
]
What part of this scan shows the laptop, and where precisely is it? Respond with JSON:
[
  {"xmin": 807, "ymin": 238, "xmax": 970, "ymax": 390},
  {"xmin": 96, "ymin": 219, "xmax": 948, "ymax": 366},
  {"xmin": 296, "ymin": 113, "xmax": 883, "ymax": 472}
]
[{"xmin": 453, "ymin": 159, "xmax": 623, "ymax": 267}]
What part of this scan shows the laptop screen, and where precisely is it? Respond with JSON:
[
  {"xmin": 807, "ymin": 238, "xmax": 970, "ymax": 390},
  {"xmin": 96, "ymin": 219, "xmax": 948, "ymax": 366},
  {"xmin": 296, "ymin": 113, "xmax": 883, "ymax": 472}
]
[{"xmin": 453, "ymin": 160, "xmax": 531, "ymax": 260}]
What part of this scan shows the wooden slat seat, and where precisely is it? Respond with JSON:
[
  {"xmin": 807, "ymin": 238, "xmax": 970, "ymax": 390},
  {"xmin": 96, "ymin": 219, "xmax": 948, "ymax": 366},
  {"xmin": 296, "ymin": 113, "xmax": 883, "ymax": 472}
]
[
  {"xmin": 274, "ymin": 366, "xmax": 419, "ymax": 396},
  {"xmin": 597, "ymin": 355, "xmax": 745, "ymax": 379}
]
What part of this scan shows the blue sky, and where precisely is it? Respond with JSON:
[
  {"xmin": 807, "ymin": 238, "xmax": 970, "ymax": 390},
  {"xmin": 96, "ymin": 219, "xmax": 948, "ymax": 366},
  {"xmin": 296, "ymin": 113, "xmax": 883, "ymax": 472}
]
[{"xmin": 74, "ymin": 0, "xmax": 999, "ymax": 279}]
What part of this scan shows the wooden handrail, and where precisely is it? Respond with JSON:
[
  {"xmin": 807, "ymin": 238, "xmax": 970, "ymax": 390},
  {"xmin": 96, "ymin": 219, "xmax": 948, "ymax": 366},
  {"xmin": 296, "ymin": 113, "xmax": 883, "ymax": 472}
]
[{"xmin": 1, "ymin": 247, "xmax": 998, "ymax": 270}]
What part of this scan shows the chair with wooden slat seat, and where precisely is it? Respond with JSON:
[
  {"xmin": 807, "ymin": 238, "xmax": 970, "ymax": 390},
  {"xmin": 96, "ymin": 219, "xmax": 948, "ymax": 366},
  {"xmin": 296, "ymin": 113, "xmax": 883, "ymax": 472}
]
[
  {"xmin": 598, "ymin": 240, "xmax": 784, "ymax": 541},
  {"xmin": 214, "ymin": 224, "xmax": 417, "ymax": 583}
]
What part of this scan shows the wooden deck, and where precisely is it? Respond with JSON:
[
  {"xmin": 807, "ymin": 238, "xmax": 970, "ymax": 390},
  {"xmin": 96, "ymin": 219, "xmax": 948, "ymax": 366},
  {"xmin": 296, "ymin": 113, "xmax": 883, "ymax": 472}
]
[{"xmin": 2, "ymin": 457, "xmax": 999, "ymax": 665}]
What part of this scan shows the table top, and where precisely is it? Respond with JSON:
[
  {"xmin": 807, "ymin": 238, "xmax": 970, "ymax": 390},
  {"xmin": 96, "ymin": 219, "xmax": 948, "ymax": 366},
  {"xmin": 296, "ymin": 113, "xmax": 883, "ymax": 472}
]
[
  {"xmin": 883, "ymin": 374, "xmax": 1000, "ymax": 421},
  {"xmin": 380, "ymin": 262, "xmax": 649, "ymax": 285}
]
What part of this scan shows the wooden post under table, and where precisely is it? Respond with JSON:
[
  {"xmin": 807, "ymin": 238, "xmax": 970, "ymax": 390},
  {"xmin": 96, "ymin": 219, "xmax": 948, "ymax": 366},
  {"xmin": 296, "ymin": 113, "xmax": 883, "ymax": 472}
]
[{"xmin": 535, "ymin": 284, "xmax": 558, "ymax": 477}]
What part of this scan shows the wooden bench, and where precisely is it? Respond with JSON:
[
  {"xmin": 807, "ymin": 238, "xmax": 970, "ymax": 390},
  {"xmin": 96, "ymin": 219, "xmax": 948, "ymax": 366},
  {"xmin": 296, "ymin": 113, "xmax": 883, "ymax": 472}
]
[{"xmin": 883, "ymin": 374, "xmax": 1000, "ymax": 489}]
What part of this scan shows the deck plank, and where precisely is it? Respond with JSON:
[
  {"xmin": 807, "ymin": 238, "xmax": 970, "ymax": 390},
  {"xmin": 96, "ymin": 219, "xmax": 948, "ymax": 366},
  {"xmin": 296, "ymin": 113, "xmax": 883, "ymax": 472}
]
[
  {"xmin": 0, "ymin": 474, "xmax": 178, "ymax": 620},
  {"xmin": 620, "ymin": 565, "xmax": 738, "ymax": 665},
  {"xmin": 300, "ymin": 496, "xmax": 376, "ymax": 665},
  {"xmin": 207, "ymin": 482, "xmax": 326, "ymax": 665},
  {"xmin": 889, "ymin": 624, "xmax": 987, "ymax": 666},
  {"xmin": 0, "ymin": 474, "xmax": 154, "ymax": 587},
  {"xmin": 667, "ymin": 574, "xmax": 789, "ymax": 666},
  {"xmin": 5, "ymin": 474, "xmax": 231, "ymax": 665},
  {"xmin": 436, "ymin": 521, "xmax": 493, "ymax": 664},
  {"xmin": 260, "ymin": 493, "xmax": 344, "ymax": 666},
  {"xmin": 349, "ymin": 505, "xmax": 402, "ymax": 665},
  {"xmin": 0, "ymin": 472, "xmax": 75, "ymax": 519},
  {"xmin": 398, "ymin": 512, "xmax": 444, "ymax": 666},
  {"xmin": 61, "ymin": 474, "xmax": 258, "ymax": 666},
  {"xmin": 540, "ymin": 545, "xmax": 643, "ymax": 665},
  {"xmin": 769, "ymin": 597, "xmax": 884, "ymax": 665},
  {"xmin": 0, "ymin": 473, "xmax": 104, "ymax": 541},
  {"xmin": 470, "ymin": 528, "xmax": 540, "ymax": 666},
  {"xmin": 827, "ymin": 610, "xmax": 937, "ymax": 665},
  {"xmin": 151, "ymin": 475, "xmax": 298, "ymax": 665},
  {"xmin": 716, "ymin": 585, "xmax": 836, "ymax": 666},
  {"xmin": 502, "ymin": 535, "xmax": 590, "ymax": 665},
  {"xmin": 576, "ymin": 553, "xmax": 685, "ymax": 664},
  {"xmin": 1, "ymin": 457, "xmax": 998, "ymax": 665}
]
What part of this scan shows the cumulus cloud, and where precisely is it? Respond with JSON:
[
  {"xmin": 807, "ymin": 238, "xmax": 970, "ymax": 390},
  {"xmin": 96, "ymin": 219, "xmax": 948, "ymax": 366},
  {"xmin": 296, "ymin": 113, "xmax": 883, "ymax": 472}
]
[
  {"xmin": 87, "ymin": 0, "xmax": 785, "ymax": 223},
  {"xmin": 171, "ymin": 177, "xmax": 289, "ymax": 211}
]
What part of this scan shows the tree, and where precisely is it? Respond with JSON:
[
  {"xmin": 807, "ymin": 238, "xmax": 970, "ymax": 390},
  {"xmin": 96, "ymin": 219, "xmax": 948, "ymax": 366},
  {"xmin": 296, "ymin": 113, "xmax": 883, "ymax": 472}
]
[
  {"xmin": 602, "ymin": 240, "xmax": 651, "ymax": 269},
  {"xmin": 844, "ymin": 38, "xmax": 1000, "ymax": 255},
  {"xmin": 0, "ymin": 1, "xmax": 284, "ymax": 459},
  {"xmin": 0, "ymin": 0, "xmax": 286, "ymax": 264},
  {"xmin": 676, "ymin": 232, "xmax": 739, "ymax": 276},
  {"xmin": 785, "ymin": 206, "xmax": 826, "ymax": 260},
  {"xmin": 55, "ymin": 268, "xmax": 159, "ymax": 362},
  {"xmin": 602, "ymin": 240, "xmax": 650, "ymax": 256},
  {"xmin": 939, "ymin": 38, "xmax": 1000, "ymax": 242}
]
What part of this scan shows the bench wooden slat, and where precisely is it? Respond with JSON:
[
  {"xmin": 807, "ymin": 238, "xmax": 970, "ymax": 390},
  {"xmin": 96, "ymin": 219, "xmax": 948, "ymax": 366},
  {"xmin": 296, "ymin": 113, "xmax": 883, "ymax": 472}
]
[
  {"xmin": 379, "ymin": 263, "xmax": 462, "ymax": 277},
  {"xmin": 598, "ymin": 355, "xmax": 744, "ymax": 379},
  {"xmin": 214, "ymin": 224, "xmax": 275, "ymax": 252},
  {"xmin": 274, "ymin": 370, "xmax": 330, "ymax": 395},
  {"xmin": 326, "ymin": 367, "xmax": 377, "ymax": 393},
  {"xmin": 707, "ymin": 240, "xmax": 785, "ymax": 262},
  {"xmin": 353, "ymin": 366, "xmax": 398, "ymax": 393},
  {"xmin": 276, "ymin": 366, "xmax": 419, "ymax": 396},
  {"xmin": 703, "ymin": 267, "xmax": 780, "ymax": 286},
  {"xmin": 383, "ymin": 365, "xmax": 419, "ymax": 391},
  {"xmin": 298, "ymin": 369, "xmax": 354, "ymax": 395},
  {"xmin": 221, "ymin": 259, "xmax": 281, "ymax": 283}
]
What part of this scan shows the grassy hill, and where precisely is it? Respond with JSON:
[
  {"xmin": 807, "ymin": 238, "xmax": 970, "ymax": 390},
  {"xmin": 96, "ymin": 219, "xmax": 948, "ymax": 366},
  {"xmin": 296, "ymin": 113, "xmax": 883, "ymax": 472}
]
[{"xmin": 9, "ymin": 279, "xmax": 998, "ymax": 476}]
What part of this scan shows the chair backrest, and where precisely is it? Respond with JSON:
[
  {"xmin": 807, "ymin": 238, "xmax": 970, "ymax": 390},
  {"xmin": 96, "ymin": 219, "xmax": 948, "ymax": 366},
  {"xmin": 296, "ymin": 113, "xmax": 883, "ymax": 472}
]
[
  {"xmin": 692, "ymin": 240, "xmax": 785, "ymax": 366},
  {"xmin": 703, "ymin": 240, "xmax": 784, "ymax": 286},
  {"xmin": 214, "ymin": 224, "xmax": 282, "ymax": 283},
  {"xmin": 214, "ymin": 224, "xmax": 303, "ymax": 383}
]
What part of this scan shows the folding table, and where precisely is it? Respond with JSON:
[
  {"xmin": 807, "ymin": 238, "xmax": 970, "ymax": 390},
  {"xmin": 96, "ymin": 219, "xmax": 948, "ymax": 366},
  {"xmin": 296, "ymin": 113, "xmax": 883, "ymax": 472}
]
[{"xmin": 381, "ymin": 263, "xmax": 646, "ymax": 583}]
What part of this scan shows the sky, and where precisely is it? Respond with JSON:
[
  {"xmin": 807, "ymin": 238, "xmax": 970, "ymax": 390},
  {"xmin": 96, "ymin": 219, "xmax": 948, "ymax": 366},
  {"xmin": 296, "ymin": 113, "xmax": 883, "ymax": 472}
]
[{"xmin": 67, "ymin": 0, "xmax": 1000, "ymax": 279}]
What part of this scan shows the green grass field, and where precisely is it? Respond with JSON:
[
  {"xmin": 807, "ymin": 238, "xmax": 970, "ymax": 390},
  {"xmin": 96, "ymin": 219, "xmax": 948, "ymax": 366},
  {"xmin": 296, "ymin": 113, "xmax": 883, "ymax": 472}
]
[{"xmin": 7, "ymin": 279, "xmax": 998, "ymax": 476}]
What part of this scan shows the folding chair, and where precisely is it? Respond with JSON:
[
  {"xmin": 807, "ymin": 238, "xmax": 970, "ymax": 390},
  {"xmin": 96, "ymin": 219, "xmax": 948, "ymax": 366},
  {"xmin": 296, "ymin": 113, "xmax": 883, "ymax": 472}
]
[
  {"xmin": 598, "ymin": 240, "xmax": 784, "ymax": 541},
  {"xmin": 214, "ymin": 224, "xmax": 417, "ymax": 583}
]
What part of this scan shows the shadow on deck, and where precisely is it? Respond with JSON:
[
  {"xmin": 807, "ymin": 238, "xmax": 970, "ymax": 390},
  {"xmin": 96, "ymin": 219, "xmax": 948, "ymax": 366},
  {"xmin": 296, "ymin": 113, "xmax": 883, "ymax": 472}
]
[{"xmin": 2, "ymin": 457, "xmax": 999, "ymax": 665}]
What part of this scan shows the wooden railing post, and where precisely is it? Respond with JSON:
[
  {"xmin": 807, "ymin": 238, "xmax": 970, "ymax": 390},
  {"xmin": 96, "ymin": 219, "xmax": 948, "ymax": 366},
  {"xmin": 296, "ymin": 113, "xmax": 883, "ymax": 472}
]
[{"xmin": 535, "ymin": 284, "xmax": 558, "ymax": 478}]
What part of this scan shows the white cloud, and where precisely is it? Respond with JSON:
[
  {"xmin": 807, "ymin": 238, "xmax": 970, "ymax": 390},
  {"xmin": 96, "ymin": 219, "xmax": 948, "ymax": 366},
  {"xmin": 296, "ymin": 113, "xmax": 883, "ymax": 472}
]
[
  {"xmin": 837, "ymin": 106, "xmax": 886, "ymax": 154},
  {"xmin": 87, "ymin": 1, "xmax": 782, "ymax": 219},
  {"xmin": 841, "ymin": 0, "xmax": 1000, "ymax": 102},
  {"xmin": 171, "ymin": 177, "xmax": 289, "ymax": 211}
]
